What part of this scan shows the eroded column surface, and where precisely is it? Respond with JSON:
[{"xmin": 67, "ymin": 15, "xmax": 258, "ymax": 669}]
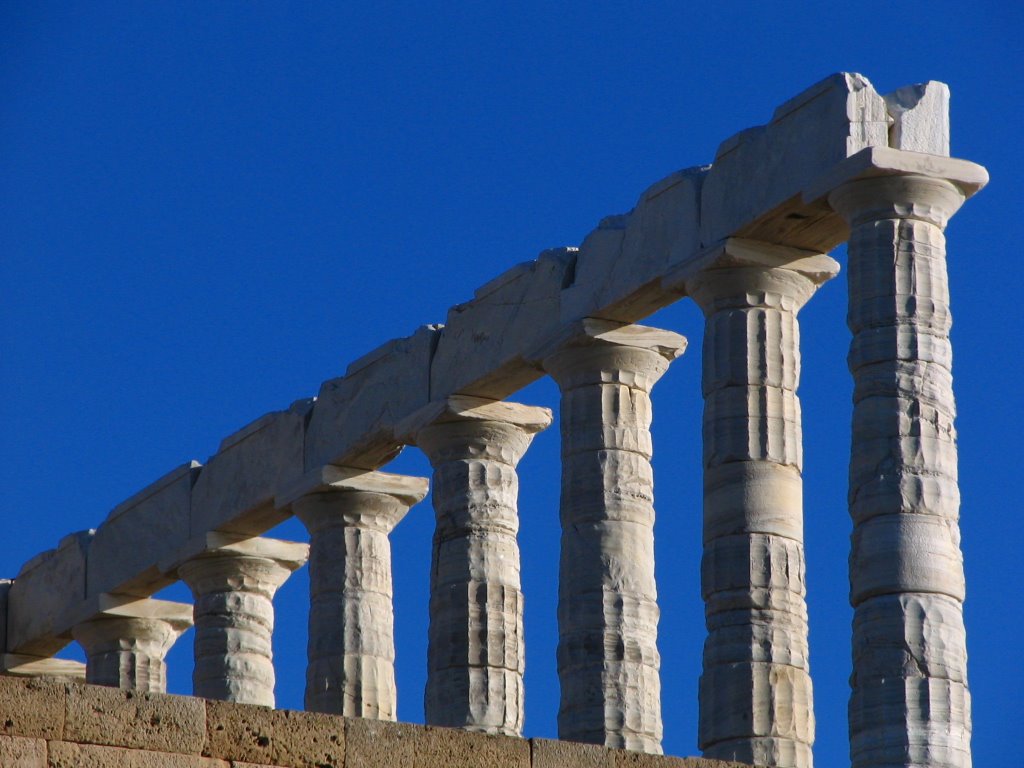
[
  {"xmin": 289, "ymin": 469, "xmax": 428, "ymax": 719},
  {"xmin": 404, "ymin": 396, "xmax": 552, "ymax": 735},
  {"xmin": 177, "ymin": 537, "xmax": 307, "ymax": 706},
  {"xmin": 686, "ymin": 244, "xmax": 839, "ymax": 768},
  {"xmin": 542, "ymin": 319, "xmax": 686, "ymax": 754},
  {"xmin": 828, "ymin": 172, "xmax": 984, "ymax": 768},
  {"xmin": 72, "ymin": 598, "xmax": 192, "ymax": 692}
]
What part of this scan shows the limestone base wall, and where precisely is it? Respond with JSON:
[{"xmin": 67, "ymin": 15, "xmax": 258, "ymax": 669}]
[{"xmin": 0, "ymin": 677, "xmax": 748, "ymax": 768}]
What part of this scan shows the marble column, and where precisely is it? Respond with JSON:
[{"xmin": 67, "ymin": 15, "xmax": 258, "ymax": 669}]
[
  {"xmin": 287, "ymin": 467, "xmax": 428, "ymax": 719},
  {"xmin": 829, "ymin": 166, "xmax": 984, "ymax": 768},
  {"xmin": 685, "ymin": 240, "xmax": 839, "ymax": 768},
  {"xmin": 541, "ymin": 318, "xmax": 686, "ymax": 754},
  {"xmin": 176, "ymin": 536, "xmax": 308, "ymax": 706},
  {"xmin": 402, "ymin": 395, "xmax": 551, "ymax": 735},
  {"xmin": 72, "ymin": 598, "xmax": 193, "ymax": 692}
]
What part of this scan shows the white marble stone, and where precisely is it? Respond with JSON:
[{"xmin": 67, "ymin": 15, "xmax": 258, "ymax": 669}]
[
  {"xmin": 405, "ymin": 396, "xmax": 551, "ymax": 736},
  {"xmin": 686, "ymin": 241, "xmax": 836, "ymax": 768},
  {"xmin": 884, "ymin": 81, "xmax": 950, "ymax": 156},
  {"xmin": 72, "ymin": 598, "xmax": 192, "ymax": 692},
  {"xmin": 174, "ymin": 535, "xmax": 308, "ymax": 707},
  {"xmin": 290, "ymin": 469, "xmax": 428, "ymax": 719},
  {"xmin": 543, "ymin": 319, "xmax": 686, "ymax": 754}
]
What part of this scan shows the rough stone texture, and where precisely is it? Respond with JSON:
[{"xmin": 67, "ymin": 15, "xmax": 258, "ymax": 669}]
[
  {"xmin": 345, "ymin": 717, "xmax": 531, "ymax": 768},
  {"xmin": 64, "ymin": 683, "xmax": 207, "ymax": 753},
  {"xmin": 829, "ymin": 170, "xmax": 980, "ymax": 768},
  {"xmin": 204, "ymin": 700, "xmax": 344, "ymax": 768},
  {"xmin": 686, "ymin": 242, "xmax": 838, "ymax": 768},
  {"xmin": 190, "ymin": 403, "xmax": 311, "ymax": 539},
  {"xmin": 7, "ymin": 531, "xmax": 93, "ymax": 656},
  {"xmin": 72, "ymin": 600, "xmax": 193, "ymax": 692},
  {"xmin": 543, "ymin": 319, "xmax": 687, "ymax": 754},
  {"xmin": 176, "ymin": 538, "xmax": 308, "ymax": 707},
  {"xmin": 88, "ymin": 462, "xmax": 201, "ymax": 599},
  {"xmin": 0, "ymin": 676, "xmax": 66, "ymax": 739},
  {"xmin": 407, "ymin": 396, "xmax": 552, "ymax": 735},
  {"xmin": 430, "ymin": 252, "xmax": 572, "ymax": 400},
  {"xmin": 289, "ymin": 470, "xmax": 428, "ymax": 719},
  {"xmin": 883, "ymin": 81, "xmax": 950, "ymax": 156},
  {"xmin": 305, "ymin": 325, "xmax": 440, "ymax": 471},
  {"xmin": 0, "ymin": 735, "xmax": 46, "ymax": 767},
  {"xmin": 48, "ymin": 741, "xmax": 228, "ymax": 768}
]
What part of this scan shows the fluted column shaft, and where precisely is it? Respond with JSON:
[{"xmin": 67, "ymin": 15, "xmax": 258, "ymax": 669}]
[
  {"xmin": 178, "ymin": 545, "xmax": 304, "ymax": 706},
  {"xmin": 72, "ymin": 602, "xmax": 192, "ymax": 692},
  {"xmin": 544, "ymin": 322, "xmax": 685, "ymax": 754},
  {"xmin": 291, "ymin": 471, "xmax": 427, "ymax": 719},
  {"xmin": 831, "ymin": 175, "xmax": 972, "ymax": 768},
  {"xmin": 412, "ymin": 399, "xmax": 550, "ymax": 735},
  {"xmin": 688, "ymin": 255, "xmax": 836, "ymax": 768}
]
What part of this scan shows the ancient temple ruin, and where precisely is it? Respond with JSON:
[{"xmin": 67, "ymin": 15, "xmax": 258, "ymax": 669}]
[{"xmin": 0, "ymin": 73, "xmax": 987, "ymax": 768}]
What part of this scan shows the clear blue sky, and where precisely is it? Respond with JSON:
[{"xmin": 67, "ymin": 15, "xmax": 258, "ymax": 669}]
[{"xmin": 1, "ymin": 3, "xmax": 1020, "ymax": 764}]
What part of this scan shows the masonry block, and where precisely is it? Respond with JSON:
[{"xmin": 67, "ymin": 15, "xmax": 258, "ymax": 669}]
[
  {"xmin": 88, "ymin": 462, "xmax": 201, "ymax": 598},
  {"xmin": 562, "ymin": 168, "xmax": 704, "ymax": 324},
  {"xmin": 530, "ymin": 738, "xmax": 614, "ymax": 768},
  {"xmin": 305, "ymin": 325, "xmax": 439, "ymax": 471},
  {"xmin": 345, "ymin": 718, "xmax": 530, "ymax": 768},
  {"xmin": 0, "ymin": 676, "xmax": 66, "ymax": 739},
  {"xmin": 431, "ymin": 251, "xmax": 571, "ymax": 400},
  {"xmin": 191, "ymin": 401, "xmax": 311, "ymax": 537},
  {"xmin": 204, "ymin": 700, "xmax": 344, "ymax": 768},
  {"xmin": 0, "ymin": 735, "xmax": 46, "ymax": 768},
  {"xmin": 64, "ymin": 684, "xmax": 206, "ymax": 755},
  {"xmin": 7, "ymin": 531, "xmax": 92, "ymax": 655},
  {"xmin": 47, "ymin": 741, "xmax": 229, "ymax": 768}
]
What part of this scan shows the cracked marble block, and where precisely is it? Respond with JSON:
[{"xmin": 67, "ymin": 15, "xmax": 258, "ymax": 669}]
[
  {"xmin": 685, "ymin": 241, "xmax": 838, "ymax": 768},
  {"xmin": 283, "ymin": 467, "xmax": 429, "ymax": 719},
  {"xmin": 401, "ymin": 395, "xmax": 552, "ymax": 735},
  {"xmin": 828, "ymin": 157, "xmax": 987, "ymax": 768},
  {"xmin": 72, "ymin": 598, "xmax": 193, "ymax": 692},
  {"xmin": 540, "ymin": 318, "xmax": 686, "ymax": 754},
  {"xmin": 172, "ymin": 535, "xmax": 308, "ymax": 707}
]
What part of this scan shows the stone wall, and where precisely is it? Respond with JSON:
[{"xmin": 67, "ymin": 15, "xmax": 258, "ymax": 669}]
[{"xmin": 0, "ymin": 677, "xmax": 747, "ymax": 768}]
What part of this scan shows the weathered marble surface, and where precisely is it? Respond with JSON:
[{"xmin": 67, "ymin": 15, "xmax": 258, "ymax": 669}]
[
  {"xmin": 174, "ymin": 535, "xmax": 308, "ymax": 707},
  {"xmin": 403, "ymin": 396, "xmax": 552, "ymax": 735},
  {"xmin": 71, "ymin": 598, "xmax": 192, "ymax": 692},
  {"xmin": 542, "ymin": 319, "xmax": 686, "ymax": 754},
  {"xmin": 686, "ymin": 240, "xmax": 839, "ymax": 768},
  {"xmin": 286, "ymin": 467, "xmax": 429, "ymax": 719},
  {"xmin": 829, "ymin": 163, "xmax": 986, "ymax": 768}
]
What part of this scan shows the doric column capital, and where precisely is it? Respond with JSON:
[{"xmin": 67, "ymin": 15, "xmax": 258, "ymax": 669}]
[
  {"xmin": 537, "ymin": 318, "xmax": 687, "ymax": 393},
  {"xmin": 172, "ymin": 534, "xmax": 309, "ymax": 598},
  {"xmin": 399, "ymin": 395, "xmax": 552, "ymax": 467},
  {"xmin": 283, "ymin": 466, "xmax": 429, "ymax": 535},
  {"xmin": 802, "ymin": 146, "xmax": 988, "ymax": 230},
  {"xmin": 673, "ymin": 238, "xmax": 839, "ymax": 316}
]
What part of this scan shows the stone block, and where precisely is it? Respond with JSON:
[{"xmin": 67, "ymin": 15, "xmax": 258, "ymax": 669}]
[
  {"xmin": 64, "ymin": 683, "xmax": 206, "ymax": 754},
  {"xmin": 884, "ymin": 81, "xmax": 949, "ymax": 156},
  {"xmin": 0, "ymin": 676, "xmax": 66, "ymax": 739},
  {"xmin": 614, "ymin": 751, "xmax": 750, "ymax": 768},
  {"xmin": 0, "ymin": 579, "xmax": 9, "ymax": 652},
  {"xmin": 431, "ymin": 251, "xmax": 572, "ymax": 399},
  {"xmin": 48, "ymin": 741, "xmax": 229, "ymax": 768},
  {"xmin": 190, "ymin": 401, "xmax": 311, "ymax": 538},
  {"xmin": 701, "ymin": 72, "xmax": 890, "ymax": 251},
  {"xmin": 345, "ymin": 718, "xmax": 529, "ymax": 768},
  {"xmin": 530, "ymin": 738, "xmax": 613, "ymax": 768},
  {"xmin": 561, "ymin": 169, "xmax": 703, "ymax": 324},
  {"xmin": 204, "ymin": 700, "xmax": 344, "ymax": 768},
  {"xmin": 305, "ymin": 325, "xmax": 440, "ymax": 471},
  {"xmin": 88, "ymin": 462, "xmax": 201, "ymax": 599},
  {"xmin": 0, "ymin": 735, "xmax": 46, "ymax": 768},
  {"xmin": 7, "ymin": 531, "xmax": 93, "ymax": 655}
]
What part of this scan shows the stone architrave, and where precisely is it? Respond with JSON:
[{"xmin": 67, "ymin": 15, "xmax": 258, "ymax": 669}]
[
  {"xmin": 71, "ymin": 597, "xmax": 193, "ymax": 692},
  {"xmin": 674, "ymin": 239, "xmax": 839, "ymax": 768},
  {"xmin": 168, "ymin": 534, "xmax": 308, "ymax": 707},
  {"xmin": 817, "ymin": 149, "xmax": 987, "ymax": 768},
  {"xmin": 399, "ymin": 395, "xmax": 552, "ymax": 736},
  {"xmin": 535, "ymin": 318, "xmax": 686, "ymax": 754},
  {"xmin": 279, "ymin": 466, "xmax": 429, "ymax": 719}
]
